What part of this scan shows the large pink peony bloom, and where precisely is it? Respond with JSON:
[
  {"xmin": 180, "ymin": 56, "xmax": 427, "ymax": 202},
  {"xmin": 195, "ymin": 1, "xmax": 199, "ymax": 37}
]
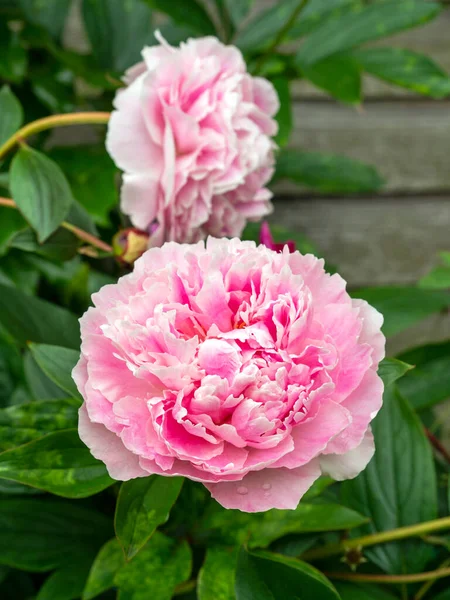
[
  {"xmin": 73, "ymin": 238, "xmax": 385, "ymax": 512},
  {"xmin": 106, "ymin": 33, "xmax": 278, "ymax": 243}
]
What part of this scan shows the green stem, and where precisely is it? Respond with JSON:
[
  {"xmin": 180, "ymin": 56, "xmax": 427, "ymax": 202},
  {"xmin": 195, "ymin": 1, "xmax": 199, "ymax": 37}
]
[
  {"xmin": 0, "ymin": 197, "xmax": 113, "ymax": 253},
  {"xmin": 253, "ymin": 0, "xmax": 310, "ymax": 74},
  {"xmin": 324, "ymin": 567, "xmax": 450, "ymax": 585},
  {"xmin": 0, "ymin": 112, "xmax": 110, "ymax": 161},
  {"xmin": 415, "ymin": 558, "xmax": 450, "ymax": 600},
  {"xmin": 301, "ymin": 516, "xmax": 450, "ymax": 561}
]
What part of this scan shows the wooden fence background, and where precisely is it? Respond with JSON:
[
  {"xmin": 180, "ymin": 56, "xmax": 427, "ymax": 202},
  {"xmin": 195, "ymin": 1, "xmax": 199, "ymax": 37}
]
[{"xmin": 61, "ymin": 1, "xmax": 450, "ymax": 353}]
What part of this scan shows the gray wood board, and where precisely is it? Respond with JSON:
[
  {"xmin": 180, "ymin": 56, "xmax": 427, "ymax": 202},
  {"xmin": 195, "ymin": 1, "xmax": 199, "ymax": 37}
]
[
  {"xmin": 270, "ymin": 195, "xmax": 450, "ymax": 286},
  {"xmin": 274, "ymin": 100, "xmax": 450, "ymax": 194}
]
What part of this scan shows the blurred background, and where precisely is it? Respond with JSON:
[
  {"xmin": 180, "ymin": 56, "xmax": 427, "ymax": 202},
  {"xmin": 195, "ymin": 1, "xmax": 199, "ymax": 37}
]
[{"xmin": 1, "ymin": 0, "xmax": 450, "ymax": 355}]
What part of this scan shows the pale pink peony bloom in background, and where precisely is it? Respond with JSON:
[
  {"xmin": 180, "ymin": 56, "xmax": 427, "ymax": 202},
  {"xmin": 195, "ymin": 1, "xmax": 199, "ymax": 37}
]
[
  {"xmin": 106, "ymin": 33, "xmax": 279, "ymax": 244},
  {"xmin": 73, "ymin": 238, "xmax": 385, "ymax": 512}
]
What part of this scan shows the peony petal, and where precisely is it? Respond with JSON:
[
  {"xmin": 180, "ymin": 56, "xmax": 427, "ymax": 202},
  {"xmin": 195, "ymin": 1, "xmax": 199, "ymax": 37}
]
[
  {"xmin": 204, "ymin": 460, "xmax": 321, "ymax": 512},
  {"xmin": 323, "ymin": 370, "xmax": 383, "ymax": 455},
  {"xmin": 320, "ymin": 428, "xmax": 375, "ymax": 481},
  {"xmin": 78, "ymin": 405, "xmax": 147, "ymax": 480},
  {"xmin": 106, "ymin": 74, "xmax": 163, "ymax": 174},
  {"xmin": 121, "ymin": 173, "xmax": 161, "ymax": 231}
]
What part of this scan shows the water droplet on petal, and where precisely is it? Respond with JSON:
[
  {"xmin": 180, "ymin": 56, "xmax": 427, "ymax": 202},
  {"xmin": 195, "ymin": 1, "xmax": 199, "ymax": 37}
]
[
  {"xmin": 237, "ymin": 486, "xmax": 248, "ymax": 495},
  {"xmin": 262, "ymin": 483, "xmax": 272, "ymax": 491}
]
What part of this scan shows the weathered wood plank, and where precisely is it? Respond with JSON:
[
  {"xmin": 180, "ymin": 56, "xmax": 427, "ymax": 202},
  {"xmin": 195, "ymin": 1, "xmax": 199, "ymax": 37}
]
[
  {"xmin": 275, "ymin": 101, "xmax": 450, "ymax": 194},
  {"xmin": 270, "ymin": 195, "xmax": 450, "ymax": 286}
]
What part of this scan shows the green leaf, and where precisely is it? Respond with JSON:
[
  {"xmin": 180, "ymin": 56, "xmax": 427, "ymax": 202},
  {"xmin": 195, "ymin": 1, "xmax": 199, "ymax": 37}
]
[
  {"xmin": 287, "ymin": 0, "xmax": 361, "ymax": 40},
  {"xmin": 114, "ymin": 532, "xmax": 192, "ymax": 600},
  {"xmin": 351, "ymin": 286, "xmax": 450, "ymax": 337},
  {"xmin": 296, "ymin": 0, "xmax": 441, "ymax": 67},
  {"xmin": 144, "ymin": 0, "xmax": 216, "ymax": 36},
  {"xmin": 0, "ymin": 429, "xmax": 114, "ymax": 498},
  {"xmin": 19, "ymin": 0, "xmax": 72, "ymax": 39},
  {"xmin": 83, "ymin": 538, "xmax": 125, "ymax": 600},
  {"xmin": 341, "ymin": 386, "xmax": 437, "ymax": 573},
  {"xmin": 299, "ymin": 54, "xmax": 361, "ymax": 103},
  {"xmin": 0, "ymin": 23, "xmax": 27, "ymax": 84},
  {"xmin": 10, "ymin": 146, "xmax": 74, "ymax": 242},
  {"xmin": 335, "ymin": 582, "xmax": 397, "ymax": 599},
  {"xmin": 235, "ymin": 547, "xmax": 340, "ymax": 600},
  {"xmin": 234, "ymin": 0, "xmax": 299, "ymax": 53},
  {"xmin": 0, "ymin": 569, "xmax": 36, "ymax": 600},
  {"xmin": 200, "ymin": 501, "xmax": 368, "ymax": 548},
  {"xmin": 377, "ymin": 358, "xmax": 414, "ymax": 388},
  {"xmin": 82, "ymin": 0, "xmax": 153, "ymax": 73},
  {"xmin": 353, "ymin": 47, "xmax": 450, "ymax": 99},
  {"xmin": 37, "ymin": 558, "xmax": 93, "ymax": 600},
  {"xmin": 223, "ymin": 0, "xmax": 253, "ymax": 26},
  {"xmin": 0, "ymin": 283, "xmax": 80, "ymax": 348},
  {"xmin": 0, "ymin": 498, "xmax": 112, "ymax": 571},
  {"xmin": 0, "ymin": 207, "xmax": 27, "ymax": 257},
  {"xmin": 115, "ymin": 475, "xmax": 183, "ymax": 560},
  {"xmin": 0, "ymin": 85, "xmax": 23, "ymax": 146},
  {"xmin": 31, "ymin": 74, "xmax": 75, "ymax": 115},
  {"xmin": 0, "ymin": 398, "xmax": 79, "ymax": 451},
  {"xmin": 272, "ymin": 77, "xmax": 292, "ymax": 147},
  {"xmin": 419, "ymin": 252, "xmax": 450, "ymax": 290},
  {"xmin": 10, "ymin": 227, "xmax": 80, "ymax": 262},
  {"xmin": 397, "ymin": 340, "xmax": 450, "ymax": 411},
  {"xmin": 29, "ymin": 344, "xmax": 81, "ymax": 399},
  {"xmin": 434, "ymin": 591, "xmax": 450, "ymax": 600},
  {"xmin": 274, "ymin": 149, "xmax": 384, "ymax": 193},
  {"xmin": 49, "ymin": 146, "xmax": 118, "ymax": 227},
  {"xmin": 24, "ymin": 351, "xmax": 70, "ymax": 401},
  {"xmin": 198, "ymin": 546, "xmax": 238, "ymax": 600}
]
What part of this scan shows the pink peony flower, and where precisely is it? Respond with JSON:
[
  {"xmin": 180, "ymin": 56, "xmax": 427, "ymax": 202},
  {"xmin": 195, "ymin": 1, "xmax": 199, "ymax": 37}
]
[
  {"xmin": 106, "ymin": 33, "xmax": 278, "ymax": 243},
  {"xmin": 73, "ymin": 238, "xmax": 385, "ymax": 512}
]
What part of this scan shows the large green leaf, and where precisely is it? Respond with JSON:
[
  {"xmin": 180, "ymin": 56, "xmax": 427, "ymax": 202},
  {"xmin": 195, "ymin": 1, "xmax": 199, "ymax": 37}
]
[
  {"xmin": 419, "ymin": 252, "xmax": 450, "ymax": 290},
  {"xmin": 272, "ymin": 77, "xmax": 292, "ymax": 147},
  {"xmin": 0, "ymin": 498, "xmax": 111, "ymax": 571},
  {"xmin": 23, "ymin": 351, "xmax": 69, "ymax": 402},
  {"xmin": 200, "ymin": 501, "xmax": 368, "ymax": 548},
  {"xmin": 351, "ymin": 286, "xmax": 450, "ymax": 337},
  {"xmin": 353, "ymin": 47, "xmax": 450, "ymax": 99},
  {"xmin": 341, "ymin": 386, "xmax": 437, "ymax": 573},
  {"xmin": 0, "ymin": 429, "xmax": 114, "ymax": 498},
  {"xmin": 115, "ymin": 475, "xmax": 184, "ymax": 560},
  {"xmin": 29, "ymin": 344, "xmax": 81, "ymax": 399},
  {"xmin": 335, "ymin": 582, "xmax": 397, "ymax": 599},
  {"xmin": 19, "ymin": 0, "xmax": 72, "ymax": 39},
  {"xmin": 377, "ymin": 358, "xmax": 413, "ymax": 388},
  {"xmin": 49, "ymin": 146, "xmax": 118, "ymax": 227},
  {"xmin": 0, "ymin": 207, "xmax": 28, "ymax": 258},
  {"xmin": 114, "ymin": 532, "xmax": 192, "ymax": 600},
  {"xmin": 274, "ymin": 149, "xmax": 383, "ymax": 193},
  {"xmin": 223, "ymin": 0, "xmax": 253, "ymax": 27},
  {"xmin": 300, "ymin": 54, "xmax": 361, "ymax": 103},
  {"xmin": 198, "ymin": 546, "xmax": 238, "ymax": 600},
  {"xmin": 10, "ymin": 227, "xmax": 80, "ymax": 262},
  {"xmin": 10, "ymin": 146, "xmax": 74, "ymax": 242},
  {"xmin": 0, "ymin": 284, "xmax": 80, "ymax": 349},
  {"xmin": 235, "ymin": 547, "xmax": 340, "ymax": 600},
  {"xmin": 83, "ymin": 538, "xmax": 125, "ymax": 600},
  {"xmin": 397, "ymin": 340, "xmax": 450, "ymax": 411},
  {"xmin": 234, "ymin": 0, "xmax": 300, "ymax": 53},
  {"xmin": 0, "ymin": 398, "xmax": 79, "ymax": 451},
  {"xmin": 36, "ymin": 558, "xmax": 93, "ymax": 600},
  {"xmin": 0, "ymin": 85, "xmax": 23, "ymax": 146},
  {"xmin": 82, "ymin": 0, "xmax": 153, "ymax": 73},
  {"xmin": 296, "ymin": 0, "xmax": 441, "ymax": 67},
  {"xmin": 287, "ymin": 0, "xmax": 361, "ymax": 40},
  {"xmin": 144, "ymin": 0, "xmax": 216, "ymax": 36}
]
